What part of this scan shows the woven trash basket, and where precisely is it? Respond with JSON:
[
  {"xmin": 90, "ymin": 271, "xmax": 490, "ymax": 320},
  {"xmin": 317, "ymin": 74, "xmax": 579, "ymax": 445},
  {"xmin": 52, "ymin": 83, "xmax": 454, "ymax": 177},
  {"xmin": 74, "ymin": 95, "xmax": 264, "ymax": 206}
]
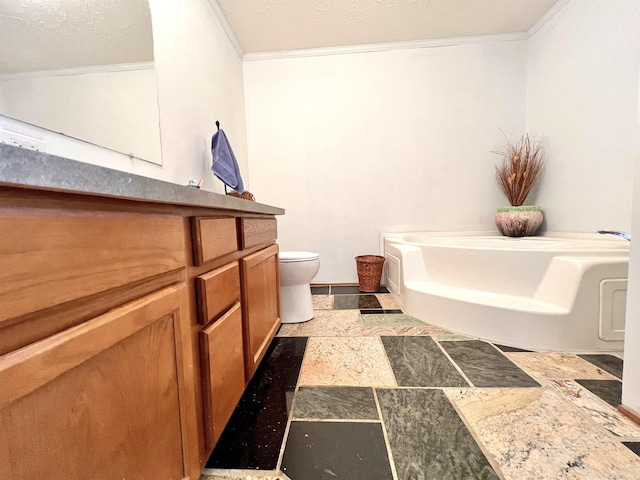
[{"xmin": 355, "ymin": 255, "xmax": 386, "ymax": 292}]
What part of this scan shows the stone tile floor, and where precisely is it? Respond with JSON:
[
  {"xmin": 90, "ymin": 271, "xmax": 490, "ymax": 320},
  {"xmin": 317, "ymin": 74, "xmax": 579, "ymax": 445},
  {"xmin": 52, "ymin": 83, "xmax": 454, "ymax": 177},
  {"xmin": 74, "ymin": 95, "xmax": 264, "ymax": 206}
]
[{"xmin": 202, "ymin": 287, "xmax": 640, "ymax": 480}]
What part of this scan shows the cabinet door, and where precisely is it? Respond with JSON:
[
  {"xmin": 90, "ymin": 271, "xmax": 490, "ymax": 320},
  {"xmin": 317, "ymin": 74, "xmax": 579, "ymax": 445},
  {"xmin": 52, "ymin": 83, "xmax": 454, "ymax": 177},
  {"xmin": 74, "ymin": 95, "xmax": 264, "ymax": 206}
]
[
  {"xmin": 0, "ymin": 285, "xmax": 190, "ymax": 480},
  {"xmin": 240, "ymin": 244, "xmax": 281, "ymax": 379},
  {"xmin": 200, "ymin": 302, "xmax": 245, "ymax": 448}
]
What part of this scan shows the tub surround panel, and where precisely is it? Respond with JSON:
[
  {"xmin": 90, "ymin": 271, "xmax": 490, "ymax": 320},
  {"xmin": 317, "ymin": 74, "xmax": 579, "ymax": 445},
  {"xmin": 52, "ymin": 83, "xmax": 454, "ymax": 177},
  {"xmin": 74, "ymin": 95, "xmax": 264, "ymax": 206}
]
[
  {"xmin": 440, "ymin": 340, "xmax": 540, "ymax": 388},
  {"xmin": 292, "ymin": 386, "xmax": 379, "ymax": 420},
  {"xmin": 281, "ymin": 421, "xmax": 393, "ymax": 480},
  {"xmin": 377, "ymin": 388, "xmax": 499, "ymax": 480},
  {"xmin": 385, "ymin": 233, "xmax": 628, "ymax": 352},
  {"xmin": 381, "ymin": 336, "xmax": 469, "ymax": 387},
  {"xmin": 206, "ymin": 337, "xmax": 307, "ymax": 470}
]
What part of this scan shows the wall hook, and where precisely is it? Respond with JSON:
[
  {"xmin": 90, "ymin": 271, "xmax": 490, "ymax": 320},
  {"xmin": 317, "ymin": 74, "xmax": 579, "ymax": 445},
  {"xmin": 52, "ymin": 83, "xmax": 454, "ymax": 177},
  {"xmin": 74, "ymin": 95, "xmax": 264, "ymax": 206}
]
[{"xmin": 216, "ymin": 120, "xmax": 220, "ymax": 131}]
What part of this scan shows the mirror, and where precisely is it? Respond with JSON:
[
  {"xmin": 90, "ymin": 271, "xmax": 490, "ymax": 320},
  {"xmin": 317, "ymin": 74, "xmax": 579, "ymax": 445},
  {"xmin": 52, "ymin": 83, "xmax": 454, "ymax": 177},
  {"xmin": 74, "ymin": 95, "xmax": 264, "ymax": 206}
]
[{"xmin": 0, "ymin": 0, "xmax": 162, "ymax": 165}]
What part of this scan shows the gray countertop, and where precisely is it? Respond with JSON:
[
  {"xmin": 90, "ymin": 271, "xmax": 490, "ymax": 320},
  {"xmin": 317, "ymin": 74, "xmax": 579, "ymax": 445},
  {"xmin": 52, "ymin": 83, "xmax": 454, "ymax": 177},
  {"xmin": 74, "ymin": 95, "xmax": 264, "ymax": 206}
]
[{"xmin": 0, "ymin": 144, "xmax": 284, "ymax": 215}]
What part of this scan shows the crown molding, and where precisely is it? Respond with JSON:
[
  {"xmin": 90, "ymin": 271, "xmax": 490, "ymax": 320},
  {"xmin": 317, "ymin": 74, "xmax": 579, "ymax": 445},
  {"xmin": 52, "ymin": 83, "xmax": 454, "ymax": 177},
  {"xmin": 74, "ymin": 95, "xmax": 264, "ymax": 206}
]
[
  {"xmin": 528, "ymin": 0, "xmax": 572, "ymax": 37},
  {"xmin": 205, "ymin": 0, "xmax": 244, "ymax": 59},
  {"xmin": 0, "ymin": 62, "xmax": 155, "ymax": 81},
  {"xmin": 243, "ymin": 32, "xmax": 529, "ymax": 62}
]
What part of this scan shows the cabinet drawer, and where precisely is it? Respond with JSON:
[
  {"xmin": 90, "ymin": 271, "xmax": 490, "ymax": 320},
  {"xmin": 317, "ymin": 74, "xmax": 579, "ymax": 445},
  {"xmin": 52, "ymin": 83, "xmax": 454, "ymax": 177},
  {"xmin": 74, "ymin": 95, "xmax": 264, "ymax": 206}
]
[
  {"xmin": 192, "ymin": 217, "xmax": 238, "ymax": 265},
  {"xmin": 200, "ymin": 302, "xmax": 245, "ymax": 448},
  {"xmin": 196, "ymin": 262, "xmax": 241, "ymax": 326},
  {"xmin": 0, "ymin": 211, "xmax": 185, "ymax": 326},
  {"xmin": 239, "ymin": 218, "xmax": 277, "ymax": 250}
]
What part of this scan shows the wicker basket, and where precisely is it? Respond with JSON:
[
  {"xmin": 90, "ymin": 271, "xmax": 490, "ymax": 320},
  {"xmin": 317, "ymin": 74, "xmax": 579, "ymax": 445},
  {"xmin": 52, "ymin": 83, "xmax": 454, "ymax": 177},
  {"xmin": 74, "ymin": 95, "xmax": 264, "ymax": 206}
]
[{"xmin": 355, "ymin": 255, "xmax": 386, "ymax": 292}]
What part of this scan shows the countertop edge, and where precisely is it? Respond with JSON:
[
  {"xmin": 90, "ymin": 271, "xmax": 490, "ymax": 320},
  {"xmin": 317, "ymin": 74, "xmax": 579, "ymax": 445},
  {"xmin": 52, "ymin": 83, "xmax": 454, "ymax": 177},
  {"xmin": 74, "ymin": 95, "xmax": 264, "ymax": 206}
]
[{"xmin": 0, "ymin": 145, "xmax": 284, "ymax": 216}]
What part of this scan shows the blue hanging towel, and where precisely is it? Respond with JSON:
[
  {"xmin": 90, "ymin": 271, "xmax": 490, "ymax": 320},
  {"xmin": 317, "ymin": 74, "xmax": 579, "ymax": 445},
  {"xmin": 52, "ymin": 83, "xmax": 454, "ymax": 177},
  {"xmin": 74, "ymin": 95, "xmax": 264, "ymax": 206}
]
[{"xmin": 211, "ymin": 129, "xmax": 244, "ymax": 193}]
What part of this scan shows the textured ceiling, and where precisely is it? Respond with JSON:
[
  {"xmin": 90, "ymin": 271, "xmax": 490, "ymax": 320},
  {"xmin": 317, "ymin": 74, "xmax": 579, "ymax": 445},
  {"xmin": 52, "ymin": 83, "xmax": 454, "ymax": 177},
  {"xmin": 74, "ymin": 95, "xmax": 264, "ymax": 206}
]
[
  {"xmin": 217, "ymin": 0, "xmax": 559, "ymax": 53},
  {"xmin": 0, "ymin": 0, "xmax": 153, "ymax": 75}
]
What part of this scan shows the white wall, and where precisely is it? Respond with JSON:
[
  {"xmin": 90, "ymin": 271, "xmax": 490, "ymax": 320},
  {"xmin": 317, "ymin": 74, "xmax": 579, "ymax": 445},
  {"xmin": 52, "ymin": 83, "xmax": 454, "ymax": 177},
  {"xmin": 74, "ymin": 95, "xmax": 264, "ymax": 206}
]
[
  {"xmin": 623, "ymin": 146, "xmax": 640, "ymax": 414},
  {"xmin": 526, "ymin": 0, "xmax": 640, "ymax": 233},
  {"xmin": 1, "ymin": 67, "xmax": 162, "ymax": 165},
  {"xmin": 244, "ymin": 40, "xmax": 528, "ymax": 282},
  {"xmin": 149, "ymin": 0, "xmax": 248, "ymax": 193}
]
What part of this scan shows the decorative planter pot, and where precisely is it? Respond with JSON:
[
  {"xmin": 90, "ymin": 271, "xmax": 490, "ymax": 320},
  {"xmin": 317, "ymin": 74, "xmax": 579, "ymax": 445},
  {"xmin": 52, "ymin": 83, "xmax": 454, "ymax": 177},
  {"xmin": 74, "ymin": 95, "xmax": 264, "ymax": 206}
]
[{"xmin": 495, "ymin": 206, "xmax": 543, "ymax": 237}]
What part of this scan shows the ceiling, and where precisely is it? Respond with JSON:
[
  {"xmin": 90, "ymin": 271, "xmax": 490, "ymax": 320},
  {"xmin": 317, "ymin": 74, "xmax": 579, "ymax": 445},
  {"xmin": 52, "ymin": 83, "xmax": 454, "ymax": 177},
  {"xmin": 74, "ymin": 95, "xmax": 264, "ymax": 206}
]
[
  {"xmin": 217, "ymin": 0, "xmax": 559, "ymax": 54},
  {"xmin": 0, "ymin": 0, "xmax": 153, "ymax": 75}
]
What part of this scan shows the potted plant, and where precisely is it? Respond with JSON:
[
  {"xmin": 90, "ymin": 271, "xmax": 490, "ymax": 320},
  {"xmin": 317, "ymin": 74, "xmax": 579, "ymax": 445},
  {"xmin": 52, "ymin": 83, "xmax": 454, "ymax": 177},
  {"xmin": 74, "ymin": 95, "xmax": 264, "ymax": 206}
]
[{"xmin": 493, "ymin": 133, "xmax": 546, "ymax": 237}]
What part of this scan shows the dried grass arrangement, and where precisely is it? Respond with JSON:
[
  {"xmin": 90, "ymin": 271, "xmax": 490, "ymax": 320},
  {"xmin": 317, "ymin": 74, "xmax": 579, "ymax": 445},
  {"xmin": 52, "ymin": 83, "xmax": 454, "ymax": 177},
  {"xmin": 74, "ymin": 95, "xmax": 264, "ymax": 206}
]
[{"xmin": 493, "ymin": 133, "xmax": 546, "ymax": 207}]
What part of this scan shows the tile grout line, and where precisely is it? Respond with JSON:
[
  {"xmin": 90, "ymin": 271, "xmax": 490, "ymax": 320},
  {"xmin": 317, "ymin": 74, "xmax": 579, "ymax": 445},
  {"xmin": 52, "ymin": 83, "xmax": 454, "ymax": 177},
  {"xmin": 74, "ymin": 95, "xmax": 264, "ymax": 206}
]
[
  {"xmin": 275, "ymin": 337, "xmax": 309, "ymax": 474},
  {"xmin": 433, "ymin": 338, "xmax": 476, "ymax": 388},
  {"xmin": 373, "ymin": 387, "xmax": 400, "ymax": 480},
  {"xmin": 443, "ymin": 389, "xmax": 508, "ymax": 480},
  {"xmin": 376, "ymin": 335, "xmax": 400, "ymax": 388},
  {"xmin": 544, "ymin": 379, "xmax": 640, "ymax": 442}
]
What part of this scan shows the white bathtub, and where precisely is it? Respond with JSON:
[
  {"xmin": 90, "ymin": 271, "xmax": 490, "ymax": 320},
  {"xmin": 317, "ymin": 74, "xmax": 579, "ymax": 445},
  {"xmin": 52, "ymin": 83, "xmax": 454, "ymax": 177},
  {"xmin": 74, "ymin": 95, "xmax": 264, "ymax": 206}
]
[{"xmin": 382, "ymin": 232, "xmax": 629, "ymax": 352}]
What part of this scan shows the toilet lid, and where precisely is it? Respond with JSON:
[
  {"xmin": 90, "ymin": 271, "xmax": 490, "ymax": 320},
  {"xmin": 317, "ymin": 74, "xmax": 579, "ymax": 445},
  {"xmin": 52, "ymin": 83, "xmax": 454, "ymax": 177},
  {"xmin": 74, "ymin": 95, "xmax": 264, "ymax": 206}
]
[{"xmin": 279, "ymin": 251, "xmax": 320, "ymax": 262}]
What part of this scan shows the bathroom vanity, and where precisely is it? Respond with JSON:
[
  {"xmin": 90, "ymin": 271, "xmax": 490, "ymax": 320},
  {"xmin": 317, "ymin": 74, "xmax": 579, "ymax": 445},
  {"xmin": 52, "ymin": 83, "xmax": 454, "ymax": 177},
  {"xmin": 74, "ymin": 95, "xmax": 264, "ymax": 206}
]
[{"xmin": 0, "ymin": 145, "xmax": 284, "ymax": 479}]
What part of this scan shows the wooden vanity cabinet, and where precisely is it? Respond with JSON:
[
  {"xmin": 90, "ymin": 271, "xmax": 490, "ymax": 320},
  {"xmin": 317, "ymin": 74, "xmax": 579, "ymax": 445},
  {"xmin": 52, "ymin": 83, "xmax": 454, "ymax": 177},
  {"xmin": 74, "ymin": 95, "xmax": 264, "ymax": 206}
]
[
  {"xmin": 0, "ymin": 192, "xmax": 282, "ymax": 479},
  {"xmin": 191, "ymin": 215, "xmax": 281, "ymax": 456},
  {"xmin": 240, "ymin": 243, "xmax": 281, "ymax": 380},
  {"xmin": 196, "ymin": 262, "xmax": 246, "ymax": 449},
  {"xmin": 0, "ymin": 203, "xmax": 195, "ymax": 480}
]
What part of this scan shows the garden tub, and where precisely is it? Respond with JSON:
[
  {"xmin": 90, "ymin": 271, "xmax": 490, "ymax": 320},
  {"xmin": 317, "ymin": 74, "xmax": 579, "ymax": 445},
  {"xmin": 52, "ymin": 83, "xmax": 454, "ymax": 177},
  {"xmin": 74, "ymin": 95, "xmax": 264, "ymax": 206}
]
[{"xmin": 382, "ymin": 232, "xmax": 629, "ymax": 352}]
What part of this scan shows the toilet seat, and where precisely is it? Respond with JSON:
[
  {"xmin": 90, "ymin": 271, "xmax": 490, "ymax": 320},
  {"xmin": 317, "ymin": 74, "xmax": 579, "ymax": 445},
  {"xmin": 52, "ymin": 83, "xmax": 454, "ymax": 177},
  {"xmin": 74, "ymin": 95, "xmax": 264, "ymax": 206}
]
[{"xmin": 279, "ymin": 251, "xmax": 320, "ymax": 263}]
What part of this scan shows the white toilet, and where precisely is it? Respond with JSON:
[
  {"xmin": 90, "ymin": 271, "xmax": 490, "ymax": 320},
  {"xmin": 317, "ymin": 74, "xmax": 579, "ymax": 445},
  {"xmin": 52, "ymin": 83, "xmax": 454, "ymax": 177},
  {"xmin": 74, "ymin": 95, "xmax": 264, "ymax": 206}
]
[{"xmin": 279, "ymin": 251, "xmax": 320, "ymax": 324}]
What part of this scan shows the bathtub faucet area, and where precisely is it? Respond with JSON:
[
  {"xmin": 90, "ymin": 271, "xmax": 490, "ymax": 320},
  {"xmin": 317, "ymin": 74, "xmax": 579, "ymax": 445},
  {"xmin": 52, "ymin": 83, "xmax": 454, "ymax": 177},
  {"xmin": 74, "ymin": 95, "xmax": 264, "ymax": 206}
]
[{"xmin": 597, "ymin": 230, "xmax": 631, "ymax": 241}]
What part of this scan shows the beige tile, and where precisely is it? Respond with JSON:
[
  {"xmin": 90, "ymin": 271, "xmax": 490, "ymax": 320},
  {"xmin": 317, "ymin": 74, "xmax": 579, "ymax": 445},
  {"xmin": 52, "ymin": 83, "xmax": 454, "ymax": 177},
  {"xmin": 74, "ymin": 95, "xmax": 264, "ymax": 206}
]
[
  {"xmin": 504, "ymin": 352, "xmax": 618, "ymax": 382},
  {"xmin": 375, "ymin": 293, "xmax": 402, "ymax": 309},
  {"xmin": 448, "ymin": 388, "xmax": 640, "ymax": 479},
  {"xmin": 361, "ymin": 324, "xmax": 449, "ymax": 336},
  {"xmin": 277, "ymin": 310, "xmax": 363, "ymax": 337},
  {"xmin": 200, "ymin": 470, "xmax": 290, "ymax": 480},
  {"xmin": 312, "ymin": 295, "xmax": 334, "ymax": 310},
  {"xmin": 298, "ymin": 337, "xmax": 396, "ymax": 387},
  {"xmin": 547, "ymin": 380, "xmax": 640, "ymax": 438},
  {"xmin": 434, "ymin": 333, "xmax": 478, "ymax": 342}
]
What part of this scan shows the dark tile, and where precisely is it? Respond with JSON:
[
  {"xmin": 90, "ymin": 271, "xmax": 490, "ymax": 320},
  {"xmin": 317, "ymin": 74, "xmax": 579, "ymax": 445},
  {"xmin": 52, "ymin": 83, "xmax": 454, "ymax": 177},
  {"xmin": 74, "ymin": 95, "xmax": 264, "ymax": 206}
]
[
  {"xmin": 623, "ymin": 442, "xmax": 640, "ymax": 457},
  {"xmin": 205, "ymin": 337, "xmax": 307, "ymax": 470},
  {"xmin": 441, "ymin": 340, "xmax": 539, "ymax": 388},
  {"xmin": 293, "ymin": 387, "xmax": 379, "ymax": 420},
  {"xmin": 494, "ymin": 343, "xmax": 532, "ymax": 353},
  {"xmin": 360, "ymin": 309, "xmax": 403, "ymax": 315},
  {"xmin": 575, "ymin": 379, "xmax": 622, "ymax": 408},
  {"xmin": 332, "ymin": 285, "xmax": 389, "ymax": 294},
  {"xmin": 381, "ymin": 336, "xmax": 468, "ymax": 387},
  {"xmin": 377, "ymin": 389, "xmax": 499, "ymax": 480},
  {"xmin": 333, "ymin": 294, "xmax": 382, "ymax": 310},
  {"xmin": 311, "ymin": 286, "xmax": 330, "ymax": 295},
  {"xmin": 578, "ymin": 354, "xmax": 624, "ymax": 379},
  {"xmin": 281, "ymin": 421, "xmax": 393, "ymax": 480}
]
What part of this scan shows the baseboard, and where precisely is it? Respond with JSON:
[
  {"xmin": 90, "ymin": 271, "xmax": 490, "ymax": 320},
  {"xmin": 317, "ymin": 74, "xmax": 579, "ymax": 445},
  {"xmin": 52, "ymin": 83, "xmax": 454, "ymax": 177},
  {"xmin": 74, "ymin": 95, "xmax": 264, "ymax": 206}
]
[{"xmin": 618, "ymin": 405, "xmax": 640, "ymax": 426}]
